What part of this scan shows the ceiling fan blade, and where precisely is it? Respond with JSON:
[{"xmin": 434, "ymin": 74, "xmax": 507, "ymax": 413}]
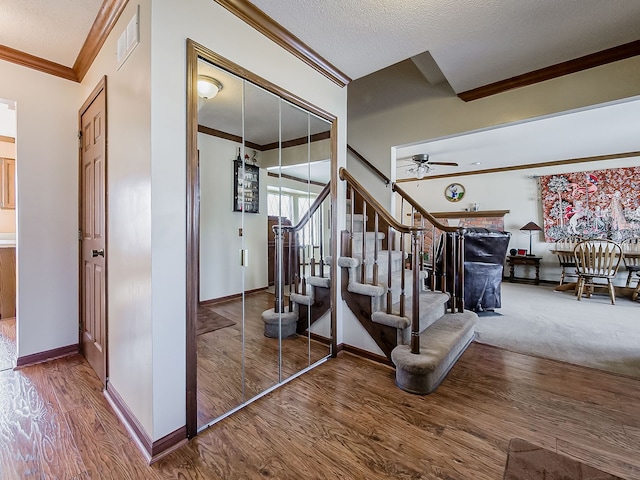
[{"xmin": 428, "ymin": 161, "xmax": 458, "ymax": 166}]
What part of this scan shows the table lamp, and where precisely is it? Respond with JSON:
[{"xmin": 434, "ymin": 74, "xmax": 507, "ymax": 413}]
[{"xmin": 520, "ymin": 221, "xmax": 542, "ymax": 256}]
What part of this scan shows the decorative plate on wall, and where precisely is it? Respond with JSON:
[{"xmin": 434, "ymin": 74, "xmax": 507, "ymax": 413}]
[{"xmin": 444, "ymin": 183, "xmax": 465, "ymax": 202}]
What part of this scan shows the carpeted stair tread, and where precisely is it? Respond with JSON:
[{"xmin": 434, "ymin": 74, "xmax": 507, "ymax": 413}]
[
  {"xmin": 371, "ymin": 311, "xmax": 410, "ymax": 330},
  {"xmin": 391, "ymin": 311, "xmax": 477, "ymax": 394},
  {"xmin": 290, "ymin": 292, "xmax": 312, "ymax": 306},
  {"xmin": 308, "ymin": 276, "xmax": 330, "ymax": 288},
  {"xmin": 348, "ymin": 281, "xmax": 386, "ymax": 297},
  {"xmin": 393, "ymin": 290, "xmax": 450, "ymax": 344}
]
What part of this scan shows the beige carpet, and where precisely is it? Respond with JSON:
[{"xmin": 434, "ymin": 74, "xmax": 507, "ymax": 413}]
[
  {"xmin": 503, "ymin": 438, "xmax": 623, "ymax": 479},
  {"xmin": 474, "ymin": 282, "xmax": 640, "ymax": 378}
]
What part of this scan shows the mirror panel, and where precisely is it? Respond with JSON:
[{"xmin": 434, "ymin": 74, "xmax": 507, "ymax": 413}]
[
  {"xmin": 196, "ymin": 59, "xmax": 244, "ymax": 426},
  {"xmin": 190, "ymin": 45, "xmax": 334, "ymax": 433},
  {"xmin": 242, "ymin": 82, "xmax": 281, "ymax": 401},
  {"xmin": 307, "ymin": 114, "xmax": 332, "ymax": 366}
]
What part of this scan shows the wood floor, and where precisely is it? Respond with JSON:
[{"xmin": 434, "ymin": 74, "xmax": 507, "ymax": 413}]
[
  {"xmin": 1, "ymin": 316, "xmax": 639, "ymax": 479},
  {"xmin": 197, "ymin": 291, "xmax": 330, "ymax": 428}
]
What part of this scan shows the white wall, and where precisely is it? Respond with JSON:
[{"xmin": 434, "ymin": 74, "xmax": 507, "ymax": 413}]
[
  {"xmin": 198, "ymin": 133, "xmax": 267, "ymax": 301},
  {"xmin": 80, "ymin": 0, "xmax": 154, "ymax": 434},
  {"xmin": 0, "ymin": 61, "xmax": 81, "ymax": 358},
  {"xmin": 150, "ymin": 0, "xmax": 347, "ymax": 440}
]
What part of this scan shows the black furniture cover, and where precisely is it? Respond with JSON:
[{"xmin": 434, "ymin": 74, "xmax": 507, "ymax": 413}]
[
  {"xmin": 436, "ymin": 228, "xmax": 511, "ymax": 312},
  {"xmin": 464, "ymin": 228, "xmax": 511, "ymax": 311}
]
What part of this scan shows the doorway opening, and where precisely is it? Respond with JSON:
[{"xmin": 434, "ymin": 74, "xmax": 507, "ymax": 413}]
[{"xmin": 0, "ymin": 97, "xmax": 17, "ymax": 373}]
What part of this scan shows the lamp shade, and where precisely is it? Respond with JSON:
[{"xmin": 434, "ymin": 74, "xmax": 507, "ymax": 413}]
[{"xmin": 520, "ymin": 221, "xmax": 542, "ymax": 231}]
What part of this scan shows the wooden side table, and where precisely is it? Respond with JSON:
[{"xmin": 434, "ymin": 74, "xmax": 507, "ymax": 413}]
[{"xmin": 507, "ymin": 255, "xmax": 541, "ymax": 285}]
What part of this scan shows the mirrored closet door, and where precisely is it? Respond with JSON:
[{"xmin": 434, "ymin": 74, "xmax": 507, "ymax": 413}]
[{"xmin": 188, "ymin": 41, "xmax": 335, "ymax": 434}]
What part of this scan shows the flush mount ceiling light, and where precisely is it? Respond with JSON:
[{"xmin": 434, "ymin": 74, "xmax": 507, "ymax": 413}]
[{"xmin": 197, "ymin": 75, "xmax": 223, "ymax": 99}]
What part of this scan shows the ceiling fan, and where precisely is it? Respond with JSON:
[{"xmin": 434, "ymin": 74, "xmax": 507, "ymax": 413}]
[{"xmin": 399, "ymin": 154, "xmax": 458, "ymax": 179}]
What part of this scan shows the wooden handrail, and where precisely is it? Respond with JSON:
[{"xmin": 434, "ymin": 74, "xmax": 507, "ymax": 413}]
[
  {"xmin": 280, "ymin": 183, "xmax": 331, "ymax": 233},
  {"xmin": 339, "ymin": 168, "xmax": 420, "ymax": 236},
  {"xmin": 272, "ymin": 182, "xmax": 331, "ymax": 313},
  {"xmin": 347, "ymin": 145, "xmax": 390, "ymax": 186},
  {"xmin": 392, "ymin": 183, "xmax": 459, "ymax": 233},
  {"xmin": 339, "ymin": 166, "xmax": 466, "ymax": 356}
]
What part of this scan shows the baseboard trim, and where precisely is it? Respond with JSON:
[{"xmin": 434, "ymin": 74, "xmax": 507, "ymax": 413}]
[
  {"xmin": 16, "ymin": 343, "xmax": 79, "ymax": 368},
  {"xmin": 199, "ymin": 286, "xmax": 268, "ymax": 306},
  {"xmin": 104, "ymin": 384, "xmax": 187, "ymax": 464},
  {"xmin": 337, "ymin": 343, "xmax": 394, "ymax": 367}
]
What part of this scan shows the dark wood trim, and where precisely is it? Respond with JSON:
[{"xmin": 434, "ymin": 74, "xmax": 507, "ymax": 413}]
[
  {"xmin": 329, "ymin": 119, "xmax": 338, "ymax": 358},
  {"xmin": 262, "ymin": 131, "xmax": 331, "ymax": 151},
  {"xmin": 190, "ymin": 41, "xmax": 335, "ymax": 122},
  {"xmin": 106, "ymin": 384, "xmax": 187, "ymax": 464},
  {"xmin": 149, "ymin": 427, "xmax": 188, "ymax": 464},
  {"xmin": 16, "ymin": 344, "xmax": 79, "ymax": 367},
  {"xmin": 186, "ymin": 40, "xmax": 199, "ymax": 439},
  {"xmin": 104, "ymin": 383, "xmax": 152, "ymax": 460},
  {"xmin": 309, "ymin": 332, "xmax": 331, "ymax": 345},
  {"xmin": 347, "ymin": 145, "xmax": 390, "ymax": 186},
  {"xmin": 337, "ymin": 343, "xmax": 394, "ymax": 367},
  {"xmin": 197, "ymin": 125, "xmax": 263, "ymax": 151},
  {"xmin": 0, "ymin": 136, "xmax": 15, "ymax": 143},
  {"xmin": 396, "ymin": 151, "xmax": 640, "ymax": 182},
  {"xmin": 198, "ymin": 126, "xmax": 330, "ymax": 153},
  {"xmin": 267, "ymin": 171, "xmax": 327, "ymax": 187},
  {"xmin": 213, "ymin": 0, "xmax": 350, "ymax": 87},
  {"xmin": 458, "ymin": 39, "xmax": 640, "ymax": 101},
  {"xmin": 428, "ymin": 209, "xmax": 510, "ymax": 219},
  {"xmin": 198, "ymin": 287, "xmax": 268, "ymax": 306},
  {"xmin": 0, "ymin": 44, "xmax": 78, "ymax": 82},
  {"xmin": 73, "ymin": 0, "xmax": 130, "ymax": 82}
]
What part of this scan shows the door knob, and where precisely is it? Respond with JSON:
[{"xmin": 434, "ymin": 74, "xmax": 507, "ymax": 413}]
[{"xmin": 92, "ymin": 249, "xmax": 105, "ymax": 257}]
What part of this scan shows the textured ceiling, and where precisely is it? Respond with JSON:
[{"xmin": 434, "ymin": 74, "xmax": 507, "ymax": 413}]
[
  {"xmin": 249, "ymin": 0, "xmax": 640, "ymax": 92},
  {"xmin": 0, "ymin": 0, "xmax": 103, "ymax": 66}
]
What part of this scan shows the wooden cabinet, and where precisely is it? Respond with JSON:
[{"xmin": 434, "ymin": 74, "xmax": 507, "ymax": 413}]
[
  {"xmin": 1, "ymin": 158, "xmax": 15, "ymax": 210},
  {"xmin": 0, "ymin": 247, "xmax": 16, "ymax": 318}
]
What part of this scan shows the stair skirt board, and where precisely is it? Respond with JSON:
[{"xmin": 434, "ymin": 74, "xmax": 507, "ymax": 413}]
[{"xmin": 391, "ymin": 313, "xmax": 477, "ymax": 395}]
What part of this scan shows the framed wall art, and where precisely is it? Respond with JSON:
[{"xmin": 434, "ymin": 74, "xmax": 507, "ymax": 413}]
[{"xmin": 444, "ymin": 183, "xmax": 465, "ymax": 202}]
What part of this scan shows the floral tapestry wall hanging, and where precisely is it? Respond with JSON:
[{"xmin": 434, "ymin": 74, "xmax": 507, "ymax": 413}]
[{"xmin": 539, "ymin": 166, "xmax": 640, "ymax": 242}]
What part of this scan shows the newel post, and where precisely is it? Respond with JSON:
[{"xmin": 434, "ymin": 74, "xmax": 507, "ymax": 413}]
[
  {"xmin": 411, "ymin": 231, "xmax": 421, "ymax": 354},
  {"xmin": 273, "ymin": 225, "xmax": 285, "ymax": 313}
]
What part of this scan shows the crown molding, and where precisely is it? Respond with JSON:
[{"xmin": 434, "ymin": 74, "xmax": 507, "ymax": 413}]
[
  {"xmin": 458, "ymin": 39, "xmax": 640, "ymax": 102},
  {"xmin": 0, "ymin": 0, "xmax": 128, "ymax": 83},
  {"xmin": 396, "ymin": 151, "xmax": 640, "ymax": 182},
  {"xmin": 0, "ymin": 44, "xmax": 77, "ymax": 81},
  {"xmin": 74, "ymin": 0, "xmax": 129, "ymax": 82},
  {"xmin": 213, "ymin": 0, "xmax": 351, "ymax": 87}
]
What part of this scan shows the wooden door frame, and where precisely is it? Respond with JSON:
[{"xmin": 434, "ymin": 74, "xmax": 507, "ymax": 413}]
[
  {"xmin": 78, "ymin": 76, "xmax": 109, "ymax": 386},
  {"xmin": 185, "ymin": 39, "xmax": 338, "ymax": 438}
]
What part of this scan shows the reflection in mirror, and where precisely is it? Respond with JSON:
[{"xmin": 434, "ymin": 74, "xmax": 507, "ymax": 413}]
[
  {"xmin": 196, "ymin": 59, "xmax": 244, "ymax": 427},
  {"xmin": 242, "ymin": 82, "xmax": 280, "ymax": 401},
  {"xmin": 306, "ymin": 114, "xmax": 333, "ymax": 366},
  {"xmin": 188, "ymin": 42, "xmax": 335, "ymax": 434}
]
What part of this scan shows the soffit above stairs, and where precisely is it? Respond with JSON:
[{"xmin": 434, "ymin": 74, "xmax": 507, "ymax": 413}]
[{"xmin": 248, "ymin": 0, "xmax": 640, "ymax": 93}]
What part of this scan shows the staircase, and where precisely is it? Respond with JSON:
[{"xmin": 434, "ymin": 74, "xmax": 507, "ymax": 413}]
[
  {"xmin": 339, "ymin": 167, "xmax": 477, "ymax": 394},
  {"xmin": 263, "ymin": 165, "xmax": 477, "ymax": 395},
  {"xmin": 262, "ymin": 184, "xmax": 332, "ymax": 339}
]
